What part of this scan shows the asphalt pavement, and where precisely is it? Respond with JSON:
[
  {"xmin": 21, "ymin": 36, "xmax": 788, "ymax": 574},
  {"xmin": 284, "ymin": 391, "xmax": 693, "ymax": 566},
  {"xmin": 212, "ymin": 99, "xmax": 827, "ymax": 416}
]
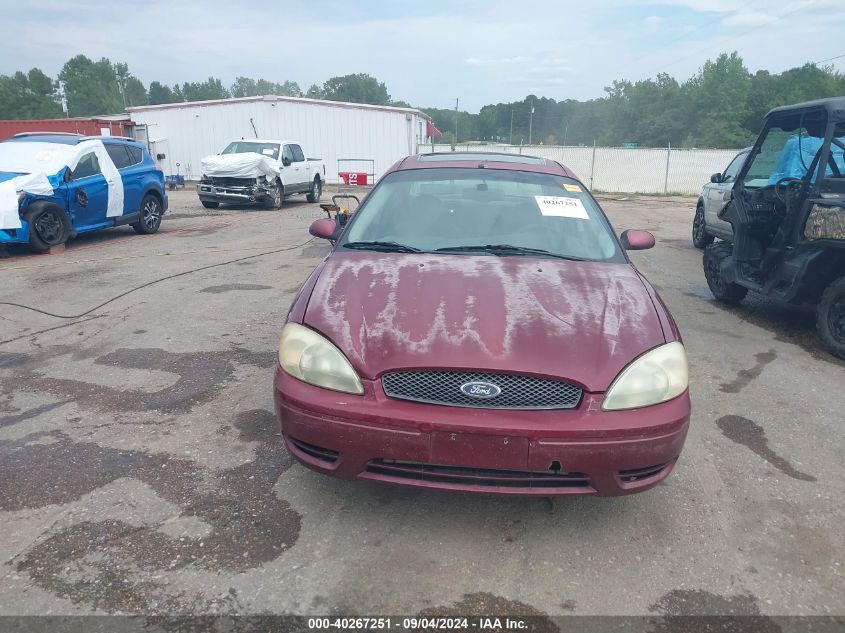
[{"xmin": 0, "ymin": 188, "xmax": 842, "ymax": 619}]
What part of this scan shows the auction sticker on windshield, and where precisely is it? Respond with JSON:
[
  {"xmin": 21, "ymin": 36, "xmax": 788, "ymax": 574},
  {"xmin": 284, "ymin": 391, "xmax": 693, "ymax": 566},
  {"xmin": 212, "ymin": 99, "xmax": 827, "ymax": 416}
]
[{"xmin": 534, "ymin": 195, "xmax": 589, "ymax": 219}]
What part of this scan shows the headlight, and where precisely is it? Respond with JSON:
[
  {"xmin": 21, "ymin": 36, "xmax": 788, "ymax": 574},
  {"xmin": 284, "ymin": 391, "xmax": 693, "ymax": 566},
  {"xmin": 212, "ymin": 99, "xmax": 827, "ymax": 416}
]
[
  {"xmin": 278, "ymin": 322, "xmax": 363, "ymax": 394},
  {"xmin": 602, "ymin": 342, "xmax": 688, "ymax": 411}
]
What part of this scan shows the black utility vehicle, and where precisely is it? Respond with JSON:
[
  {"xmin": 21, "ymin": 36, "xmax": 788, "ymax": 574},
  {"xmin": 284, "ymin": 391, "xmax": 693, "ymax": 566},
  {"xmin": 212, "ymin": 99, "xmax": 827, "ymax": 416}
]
[{"xmin": 704, "ymin": 97, "xmax": 845, "ymax": 358}]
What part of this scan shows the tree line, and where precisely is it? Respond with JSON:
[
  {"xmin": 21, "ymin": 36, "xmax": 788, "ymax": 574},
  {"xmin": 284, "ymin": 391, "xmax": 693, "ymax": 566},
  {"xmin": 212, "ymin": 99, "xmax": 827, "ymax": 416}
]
[
  {"xmin": 425, "ymin": 53, "xmax": 845, "ymax": 149},
  {"xmin": 1, "ymin": 52, "xmax": 843, "ymax": 148}
]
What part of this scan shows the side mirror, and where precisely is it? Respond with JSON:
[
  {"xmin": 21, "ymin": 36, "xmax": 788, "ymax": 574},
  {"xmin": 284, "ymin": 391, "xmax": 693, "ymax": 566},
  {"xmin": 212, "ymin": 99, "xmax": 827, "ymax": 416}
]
[
  {"xmin": 309, "ymin": 218, "xmax": 337, "ymax": 240},
  {"xmin": 282, "ymin": 157, "xmax": 292, "ymax": 167},
  {"xmin": 156, "ymin": 153, "xmax": 166, "ymax": 160},
  {"xmin": 710, "ymin": 173, "xmax": 722, "ymax": 183},
  {"xmin": 620, "ymin": 229, "xmax": 655, "ymax": 251}
]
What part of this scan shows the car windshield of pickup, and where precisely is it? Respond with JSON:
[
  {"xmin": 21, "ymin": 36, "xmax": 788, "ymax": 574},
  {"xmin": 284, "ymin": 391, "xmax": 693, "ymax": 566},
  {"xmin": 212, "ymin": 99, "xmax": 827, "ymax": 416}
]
[{"xmin": 221, "ymin": 142, "xmax": 280, "ymax": 160}]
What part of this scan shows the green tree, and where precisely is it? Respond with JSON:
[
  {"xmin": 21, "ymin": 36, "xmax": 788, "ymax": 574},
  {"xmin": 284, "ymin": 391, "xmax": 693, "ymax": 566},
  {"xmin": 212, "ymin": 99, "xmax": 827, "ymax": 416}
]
[
  {"xmin": 59, "ymin": 55, "xmax": 123, "ymax": 116},
  {"xmin": 319, "ymin": 73, "xmax": 390, "ymax": 105},
  {"xmin": 181, "ymin": 77, "xmax": 229, "ymax": 102},
  {"xmin": 230, "ymin": 77, "xmax": 302, "ymax": 98},
  {"xmin": 148, "ymin": 81, "xmax": 180, "ymax": 104},
  {"xmin": 684, "ymin": 52, "xmax": 754, "ymax": 147},
  {"xmin": 305, "ymin": 83, "xmax": 322, "ymax": 99},
  {"xmin": 0, "ymin": 68, "xmax": 62, "ymax": 119},
  {"xmin": 112, "ymin": 63, "xmax": 148, "ymax": 107}
]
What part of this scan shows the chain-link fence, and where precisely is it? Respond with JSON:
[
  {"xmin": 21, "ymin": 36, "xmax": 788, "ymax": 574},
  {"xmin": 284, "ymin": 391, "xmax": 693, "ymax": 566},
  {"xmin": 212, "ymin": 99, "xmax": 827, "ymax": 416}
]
[{"xmin": 416, "ymin": 143, "xmax": 741, "ymax": 196}]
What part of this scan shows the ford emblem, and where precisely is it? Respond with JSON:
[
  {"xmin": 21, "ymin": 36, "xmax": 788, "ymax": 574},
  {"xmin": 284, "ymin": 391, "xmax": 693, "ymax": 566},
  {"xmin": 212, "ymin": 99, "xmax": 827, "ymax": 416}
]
[{"xmin": 460, "ymin": 381, "xmax": 502, "ymax": 399}]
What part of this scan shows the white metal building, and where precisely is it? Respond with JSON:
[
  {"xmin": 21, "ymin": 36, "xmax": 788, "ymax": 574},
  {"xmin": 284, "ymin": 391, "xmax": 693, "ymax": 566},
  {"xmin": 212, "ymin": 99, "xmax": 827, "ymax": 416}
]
[{"xmin": 127, "ymin": 95, "xmax": 434, "ymax": 183}]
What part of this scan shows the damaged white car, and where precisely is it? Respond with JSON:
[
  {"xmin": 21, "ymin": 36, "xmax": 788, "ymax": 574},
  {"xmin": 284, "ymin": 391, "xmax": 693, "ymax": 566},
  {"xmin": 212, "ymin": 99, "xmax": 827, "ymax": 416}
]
[{"xmin": 197, "ymin": 140, "xmax": 325, "ymax": 209}]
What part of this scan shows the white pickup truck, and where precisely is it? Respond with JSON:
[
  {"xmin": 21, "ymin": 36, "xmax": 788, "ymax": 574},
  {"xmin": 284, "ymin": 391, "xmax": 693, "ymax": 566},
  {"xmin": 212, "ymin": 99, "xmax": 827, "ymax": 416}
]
[{"xmin": 197, "ymin": 139, "xmax": 325, "ymax": 209}]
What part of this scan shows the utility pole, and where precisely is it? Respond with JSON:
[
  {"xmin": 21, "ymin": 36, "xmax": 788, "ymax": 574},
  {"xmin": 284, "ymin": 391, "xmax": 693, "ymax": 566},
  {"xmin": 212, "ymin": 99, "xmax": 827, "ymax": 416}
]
[
  {"xmin": 115, "ymin": 71, "xmax": 127, "ymax": 109},
  {"xmin": 528, "ymin": 99, "xmax": 534, "ymax": 145},
  {"xmin": 509, "ymin": 109, "xmax": 514, "ymax": 145},
  {"xmin": 454, "ymin": 98, "xmax": 459, "ymax": 144}
]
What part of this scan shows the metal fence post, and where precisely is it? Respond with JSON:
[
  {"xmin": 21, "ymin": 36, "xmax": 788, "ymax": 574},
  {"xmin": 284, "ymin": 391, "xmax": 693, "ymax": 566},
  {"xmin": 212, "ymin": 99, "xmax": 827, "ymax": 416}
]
[
  {"xmin": 664, "ymin": 141, "xmax": 671, "ymax": 194},
  {"xmin": 590, "ymin": 140, "xmax": 597, "ymax": 189}
]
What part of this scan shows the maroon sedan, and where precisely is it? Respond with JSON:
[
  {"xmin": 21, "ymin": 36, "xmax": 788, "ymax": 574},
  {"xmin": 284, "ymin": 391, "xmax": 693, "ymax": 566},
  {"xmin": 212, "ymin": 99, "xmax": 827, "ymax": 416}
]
[{"xmin": 274, "ymin": 153, "xmax": 690, "ymax": 496}]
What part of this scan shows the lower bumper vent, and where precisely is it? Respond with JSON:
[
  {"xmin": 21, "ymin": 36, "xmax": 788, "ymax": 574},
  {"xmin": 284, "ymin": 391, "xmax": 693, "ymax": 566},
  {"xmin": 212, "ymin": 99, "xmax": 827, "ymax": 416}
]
[
  {"xmin": 365, "ymin": 459, "xmax": 590, "ymax": 489},
  {"xmin": 289, "ymin": 437, "xmax": 339, "ymax": 464},
  {"xmin": 618, "ymin": 463, "xmax": 669, "ymax": 483}
]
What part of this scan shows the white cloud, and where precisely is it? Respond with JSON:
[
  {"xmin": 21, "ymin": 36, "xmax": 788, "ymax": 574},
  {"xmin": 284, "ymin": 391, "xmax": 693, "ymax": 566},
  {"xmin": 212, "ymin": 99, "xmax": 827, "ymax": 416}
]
[
  {"xmin": 721, "ymin": 12, "xmax": 779, "ymax": 28},
  {"xmin": 0, "ymin": 0, "xmax": 843, "ymax": 112},
  {"xmin": 643, "ymin": 15, "xmax": 664, "ymax": 34}
]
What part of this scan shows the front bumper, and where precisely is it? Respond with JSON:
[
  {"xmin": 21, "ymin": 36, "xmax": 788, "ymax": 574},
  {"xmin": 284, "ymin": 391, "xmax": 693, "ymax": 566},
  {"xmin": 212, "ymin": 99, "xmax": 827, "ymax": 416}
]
[
  {"xmin": 0, "ymin": 223, "xmax": 29, "ymax": 245},
  {"xmin": 274, "ymin": 366, "xmax": 691, "ymax": 496},
  {"xmin": 196, "ymin": 182, "xmax": 271, "ymax": 204}
]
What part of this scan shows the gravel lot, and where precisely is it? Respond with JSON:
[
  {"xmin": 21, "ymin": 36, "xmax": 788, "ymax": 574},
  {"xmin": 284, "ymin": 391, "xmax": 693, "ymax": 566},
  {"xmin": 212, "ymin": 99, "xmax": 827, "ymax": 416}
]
[{"xmin": 0, "ymin": 187, "xmax": 842, "ymax": 619}]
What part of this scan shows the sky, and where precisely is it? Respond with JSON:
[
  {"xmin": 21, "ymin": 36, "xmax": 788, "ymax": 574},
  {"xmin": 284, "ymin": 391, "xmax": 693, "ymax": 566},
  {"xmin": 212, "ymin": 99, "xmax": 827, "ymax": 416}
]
[{"xmin": 0, "ymin": 0, "xmax": 843, "ymax": 112}]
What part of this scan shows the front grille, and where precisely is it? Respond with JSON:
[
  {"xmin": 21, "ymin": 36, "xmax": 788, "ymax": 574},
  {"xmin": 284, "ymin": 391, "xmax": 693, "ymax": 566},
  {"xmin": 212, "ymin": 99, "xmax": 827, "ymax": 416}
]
[
  {"xmin": 618, "ymin": 463, "xmax": 669, "ymax": 483},
  {"xmin": 288, "ymin": 436, "xmax": 339, "ymax": 464},
  {"xmin": 207, "ymin": 176, "xmax": 257, "ymax": 187},
  {"xmin": 381, "ymin": 370, "xmax": 582, "ymax": 410},
  {"xmin": 366, "ymin": 459, "xmax": 590, "ymax": 489}
]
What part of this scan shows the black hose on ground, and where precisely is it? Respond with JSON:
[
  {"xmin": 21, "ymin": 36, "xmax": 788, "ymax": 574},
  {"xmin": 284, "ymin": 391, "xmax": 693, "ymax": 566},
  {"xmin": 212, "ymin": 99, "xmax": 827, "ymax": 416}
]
[{"xmin": 0, "ymin": 237, "xmax": 316, "ymax": 320}]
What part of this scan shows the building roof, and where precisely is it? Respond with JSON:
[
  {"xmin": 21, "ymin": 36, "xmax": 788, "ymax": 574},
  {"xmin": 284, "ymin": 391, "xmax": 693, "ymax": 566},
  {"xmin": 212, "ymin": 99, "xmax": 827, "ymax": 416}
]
[{"xmin": 127, "ymin": 94, "xmax": 432, "ymax": 120}]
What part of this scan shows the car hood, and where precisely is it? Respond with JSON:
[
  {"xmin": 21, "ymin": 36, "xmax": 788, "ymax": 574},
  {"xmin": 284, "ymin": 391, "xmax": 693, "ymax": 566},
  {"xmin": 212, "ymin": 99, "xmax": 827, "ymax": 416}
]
[{"xmin": 303, "ymin": 252, "xmax": 666, "ymax": 392}]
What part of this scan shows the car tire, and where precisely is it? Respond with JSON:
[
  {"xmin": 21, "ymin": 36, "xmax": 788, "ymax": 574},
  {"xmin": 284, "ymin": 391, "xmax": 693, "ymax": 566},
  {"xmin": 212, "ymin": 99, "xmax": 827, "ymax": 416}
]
[
  {"xmin": 817, "ymin": 276, "xmax": 845, "ymax": 360},
  {"xmin": 306, "ymin": 177, "xmax": 322, "ymax": 203},
  {"xmin": 201, "ymin": 200, "xmax": 219, "ymax": 209},
  {"xmin": 24, "ymin": 203, "xmax": 70, "ymax": 253},
  {"xmin": 265, "ymin": 180, "xmax": 283, "ymax": 209},
  {"xmin": 703, "ymin": 241, "xmax": 747, "ymax": 305},
  {"xmin": 132, "ymin": 193, "xmax": 163, "ymax": 235},
  {"xmin": 692, "ymin": 204, "xmax": 713, "ymax": 248}
]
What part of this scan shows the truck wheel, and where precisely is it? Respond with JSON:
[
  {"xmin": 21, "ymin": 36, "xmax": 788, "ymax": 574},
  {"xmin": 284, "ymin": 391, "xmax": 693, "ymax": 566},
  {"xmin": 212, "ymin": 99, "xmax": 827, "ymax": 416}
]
[
  {"xmin": 307, "ymin": 177, "xmax": 322, "ymax": 203},
  {"xmin": 692, "ymin": 204, "xmax": 713, "ymax": 248},
  {"xmin": 817, "ymin": 276, "xmax": 845, "ymax": 359},
  {"xmin": 201, "ymin": 200, "xmax": 219, "ymax": 209},
  {"xmin": 24, "ymin": 203, "xmax": 70, "ymax": 253},
  {"xmin": 265, "ymin": 181, "xmax": 283, "ymax": 209},
  {"xmin": 132, "ymin": 194, "xmax": 163, "ymax": 235},
  {"xmin": 703, "ymin": 241, "xmax": 747, "ymax": 305}
]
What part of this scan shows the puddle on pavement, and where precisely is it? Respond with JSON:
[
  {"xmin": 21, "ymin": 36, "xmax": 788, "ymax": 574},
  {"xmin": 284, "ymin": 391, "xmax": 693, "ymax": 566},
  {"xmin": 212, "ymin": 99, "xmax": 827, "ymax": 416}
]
[
  {"xmin": 7, "ymin": 407, "xmax": 300, "ymax": 613},
  {"xmin": 0, "ymin": 401, "xmax": 67, "ymax": 429},
  {"xmin": 421, "ymin": 592, "xmax": 558, "ymax": 626},
  {"xmin": 719, "ymin": 350, "xmax": 777, "ymax": 393},
  {"xmin": 649, "ymin": 589, "xmax": 779, "ymax": 629},
  {"xmin": 716, "ymin": 415, "xmax": 816, "ymax": 482},
  {"xmin": 2, "ymin": 346, "xmax": 276, "ymax": 415}
]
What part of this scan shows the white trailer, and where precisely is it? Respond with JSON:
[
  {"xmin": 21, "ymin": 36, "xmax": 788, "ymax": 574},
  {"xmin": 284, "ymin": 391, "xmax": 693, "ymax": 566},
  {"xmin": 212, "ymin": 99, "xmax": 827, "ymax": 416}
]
[{"xmin": 127, "ymin": 95, "xmax": 435, "ymax": 184}]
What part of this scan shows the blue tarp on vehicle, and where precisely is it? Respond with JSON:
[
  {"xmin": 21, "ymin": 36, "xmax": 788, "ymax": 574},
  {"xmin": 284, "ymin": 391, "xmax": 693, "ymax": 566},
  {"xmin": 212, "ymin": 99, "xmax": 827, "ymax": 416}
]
[{"xmin": 769, "ymin": 135, "xmax": 845, "ymax": 184}]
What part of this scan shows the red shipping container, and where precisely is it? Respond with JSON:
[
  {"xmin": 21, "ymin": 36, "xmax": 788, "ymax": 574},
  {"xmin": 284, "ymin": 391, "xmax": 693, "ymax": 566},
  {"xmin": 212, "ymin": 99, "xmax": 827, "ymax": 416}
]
[{"xmin": 0, "ymin": 118, "xmax": 134, "ymax": 141}]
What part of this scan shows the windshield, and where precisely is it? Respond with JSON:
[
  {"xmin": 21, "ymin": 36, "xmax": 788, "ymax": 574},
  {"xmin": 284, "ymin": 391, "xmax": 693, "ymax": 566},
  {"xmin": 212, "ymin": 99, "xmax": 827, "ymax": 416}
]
[
  {"xmin": 341, "ymin": 168, "xmax": 622, "ymax": 262},
  {"xmin": 741, "ymin": 120, "xmax": 845, "ymax": 188},
  {"xmin": 221, "ymin": 141, "xmax": 280, "ymax": 159},
  {"xmin": 0, "ymin": 141, "xmax": 76, "ymax": 175}
]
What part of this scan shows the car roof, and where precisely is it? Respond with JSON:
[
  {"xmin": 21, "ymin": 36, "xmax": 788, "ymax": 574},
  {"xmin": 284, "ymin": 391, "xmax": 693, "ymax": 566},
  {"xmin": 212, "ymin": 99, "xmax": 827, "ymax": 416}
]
[
  {"xmin": 766, "ymin": 96, "xmax": 845, "ymax": 122},
  {"xmin": 394, "ymin": 152, "xmax": 577, "ymax": 178},
  {"xmin": 6, "ymin": 133, "xmax": 141, "ymax": 146}
]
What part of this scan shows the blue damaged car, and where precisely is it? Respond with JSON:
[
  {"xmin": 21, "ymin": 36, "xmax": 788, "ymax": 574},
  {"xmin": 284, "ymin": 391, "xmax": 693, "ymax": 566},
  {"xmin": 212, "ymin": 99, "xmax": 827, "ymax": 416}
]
[{"xmin": 0, "ymin": 133, "xmax": 167, "ymax": 252}]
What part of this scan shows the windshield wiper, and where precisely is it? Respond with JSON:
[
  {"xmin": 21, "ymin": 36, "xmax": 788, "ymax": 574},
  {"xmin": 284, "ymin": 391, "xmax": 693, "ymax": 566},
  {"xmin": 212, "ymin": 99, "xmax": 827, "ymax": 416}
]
[
  {"xmin": 434, "ymin": 244, "xmax": 585, "ymax": 261},
  {"xmin": 343, "ymin": 241, "xmax": 422, "ymax": 253}
]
